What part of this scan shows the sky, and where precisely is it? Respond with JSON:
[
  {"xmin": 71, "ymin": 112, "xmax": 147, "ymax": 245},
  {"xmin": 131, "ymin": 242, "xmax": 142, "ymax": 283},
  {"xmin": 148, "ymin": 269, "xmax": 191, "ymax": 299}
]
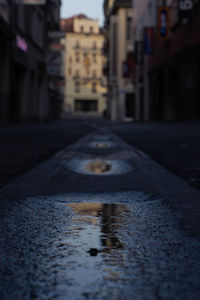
[{"xmin": 61, "ymin": 0, "xmax": 104, "ymax": 26}]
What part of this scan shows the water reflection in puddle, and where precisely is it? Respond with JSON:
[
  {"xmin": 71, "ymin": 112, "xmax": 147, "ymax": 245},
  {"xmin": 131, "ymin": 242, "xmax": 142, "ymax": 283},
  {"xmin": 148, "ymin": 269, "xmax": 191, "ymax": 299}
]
[
  {"xmin": 95, "ymin": 143, "xmax": 109, "ymax": 148},
  {"xmin": 89, "ymin": 141, "xmax": 116, "ymax": 149},
  {"xmin": 66, "ymin": 159, "xmax": 133, "ymax": 175},
  {"xmin": 63, "ymin": 203, "xmax": 128, "ymax": 296},
  {"xmin": 85, "ymin": 160, "xmax": 112, "ymax": 174},
  {"xmin": 69, "ymin": 203, "xmax": 125, "ymax": 252}
]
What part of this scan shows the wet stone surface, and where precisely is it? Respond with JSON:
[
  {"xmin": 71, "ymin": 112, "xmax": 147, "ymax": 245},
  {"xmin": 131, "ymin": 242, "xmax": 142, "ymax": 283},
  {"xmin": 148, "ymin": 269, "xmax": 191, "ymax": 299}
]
[
  {"xmin": 81, "ymin": 140, "xmax": 118, "ymax": 155},
  {"xmin": 95, "ymin": 142, "xmax": 109, "ymax": 148},
  {"xmin": 0, "ymin": 192, "xmax": 200, "ymax": 300},
  {"xmin": 85, "ymin": 160, "xmax": 112, "ymax": 174},
  {"xmin": 65, "ymin": 159, "xmax": 133, "ymax": 176},
  {"xmin": 1, "ymin": 132, "xmax": 200, "ymax": 300}
]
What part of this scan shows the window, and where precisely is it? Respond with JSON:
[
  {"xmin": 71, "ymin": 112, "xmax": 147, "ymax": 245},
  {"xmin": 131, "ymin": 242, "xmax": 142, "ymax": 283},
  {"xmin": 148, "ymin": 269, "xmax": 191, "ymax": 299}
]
[
  {"xmin": 75, "ymin": 70, "xmax": 80, "ymax": 79},
  {"xmin": 92, "ymin": 83, "xmax": 97, "ymax": 93},
  {"xmin": 92, "ymin": 70, "xmax": 96, "ymax": 79},
  {"xmin": 92, "ymin": 41, "xmax": 97, "ymax": 50},
  {"xmin": 126, "ymin": 17, "xmax": 132, "ymax": 41},
  {"xmin": 75, "ymin": 82, "xmax": 80, "ymax": 93},
  {"xmin": 93, "ymin": 53, "xmax": 97, "ymax": 63},
  {"xmin": 75, "ymin": 41, "xmax": 80, "ymax": 49},
  {"xmin": 80, "ymin": 26, "xmax": 84, "ymax": 33},
  {"xmin": 76, "ymin": 53, "xmax": 80, "ymax": 63},
  {"xmin": 90, "ymin": 26, "xmax": 93, "ymax": 33}
]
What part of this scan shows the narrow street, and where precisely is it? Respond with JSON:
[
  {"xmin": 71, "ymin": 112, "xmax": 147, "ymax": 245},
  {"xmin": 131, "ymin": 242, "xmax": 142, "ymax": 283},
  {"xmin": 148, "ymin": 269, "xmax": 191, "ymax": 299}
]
[
  {"xmin": 1, "ymin": 0, "xmax": 200, "ymax": 298},
  {"xmin": 0, "ymin": 124, "xmax": 200, "ymax": 300}
]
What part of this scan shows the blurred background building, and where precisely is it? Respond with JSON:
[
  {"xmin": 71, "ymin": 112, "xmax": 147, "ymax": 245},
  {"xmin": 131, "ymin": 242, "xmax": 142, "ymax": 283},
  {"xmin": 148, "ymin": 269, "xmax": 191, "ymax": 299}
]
[
  {"xmin": 47, "ymin": 0, "xmax": 65, "ymax": 119},
  {"xmin": 104, "ymin": 0, "xmax": 135, "ymax": 121},
  {"xmin": 0, "ymin": 0, "xmax": 11, "ymax": 123},
  {"xmin": 1, "ymin": 0, "xmax": 200, "ymax": 123},
  {"xmin": 0, "ymin": 0, "xmax": 63, "ymax": 123},
  {"xmin": 104, "ymin": 0, "xmax": 200, "ymax": 122},
  {"xmin": 60, "ymin": 15, "xmax": 107, "ymax": 117},
  {"xmin": 132, "ymin": 0, "xmax": 200, "ymax": 121}
]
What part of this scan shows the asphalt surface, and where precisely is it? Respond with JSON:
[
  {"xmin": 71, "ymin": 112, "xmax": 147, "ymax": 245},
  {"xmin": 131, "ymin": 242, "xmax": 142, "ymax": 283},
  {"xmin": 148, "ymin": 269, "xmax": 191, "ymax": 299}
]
[
  {"xmin": 1, "ymin": 119, "xmax": 200, "ymax": 192},
  {"xmin": 0, "ymin": 128, "xmax": 200, "ymax": 300},
  {"xmin": 108, "ymin": 121, "xmax": 200, "ymax": 191},
  {"xmin": 0, "ymin": 119, "xmax": 93, "ymax": 188}
]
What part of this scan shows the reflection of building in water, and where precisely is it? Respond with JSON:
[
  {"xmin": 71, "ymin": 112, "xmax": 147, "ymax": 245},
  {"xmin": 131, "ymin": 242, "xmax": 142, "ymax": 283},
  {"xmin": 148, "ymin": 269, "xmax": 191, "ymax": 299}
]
[
  {"xmin": 68, "ymin": 203, "xmax": 125, "ymax": 251},
  {"xmin": 60, "ymin": 15, "xmax": 107, "ymax": 116},
  {"xmin": 101, "ymin": 204, "xmax": 124, "ymax": 250}
]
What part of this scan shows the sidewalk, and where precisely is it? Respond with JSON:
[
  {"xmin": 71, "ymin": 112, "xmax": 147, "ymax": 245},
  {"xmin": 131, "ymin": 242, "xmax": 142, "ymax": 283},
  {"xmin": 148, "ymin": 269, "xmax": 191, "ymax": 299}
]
[{"xmin": 0, "ymin": 119, "xmax": 93, "ymax": 188}]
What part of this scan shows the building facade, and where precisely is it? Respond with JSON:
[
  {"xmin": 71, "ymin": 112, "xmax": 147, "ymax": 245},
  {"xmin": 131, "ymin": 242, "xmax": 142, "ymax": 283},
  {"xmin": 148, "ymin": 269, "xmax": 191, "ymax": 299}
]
[
  {"xmin": 61, "ymin": 15, "xmax": 107, "ymax": 117},
  {"xmin": 0, "ymin": 0, "xmax": 12, "ymax": 123},
  {"xmin": 0, "ymin": 0, "xmax": 62, "ymax": 123},
  {"xmin": 104, "ymin": 0, "xmax": 135, "ymax": 121},
  {"xmin": 47, "ymin": 0, "xmax": 64, "ymax": 119},
  {"xmin": 132, "ymin": 0, "xmax": 200, "ymax": 121}
]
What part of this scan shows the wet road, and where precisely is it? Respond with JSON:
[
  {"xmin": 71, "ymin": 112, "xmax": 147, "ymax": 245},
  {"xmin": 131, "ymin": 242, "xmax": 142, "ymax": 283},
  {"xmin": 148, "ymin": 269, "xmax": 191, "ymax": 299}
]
[{"xmin": 0, "ymin": 131, "xmax": 200, "ymax": 300}]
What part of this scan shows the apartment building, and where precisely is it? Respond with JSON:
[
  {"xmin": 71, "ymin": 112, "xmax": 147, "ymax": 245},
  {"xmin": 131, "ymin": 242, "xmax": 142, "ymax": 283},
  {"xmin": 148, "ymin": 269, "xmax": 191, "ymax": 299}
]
[
  {"xmin": 104, "ymin": 0, "xmax": 135, "ymax": 121},
  {"xmin": 61, "ymin": 15, "xmax": 107, "ymax": 116}
]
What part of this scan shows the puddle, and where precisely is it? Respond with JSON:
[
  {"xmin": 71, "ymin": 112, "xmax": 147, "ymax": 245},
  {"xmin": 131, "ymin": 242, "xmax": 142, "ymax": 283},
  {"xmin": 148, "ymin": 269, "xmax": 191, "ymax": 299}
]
[
  {"xmin": 89, "ymin": 141, "xmax": 116, "ymax": 149},
  {"xmin": 95, "ymin": 142, "xmax": 109, "ymax": 148},
  {"xmin": 68, "ymin": 203, "xmax": 126, "ymax": 251},
  {"xmin": 85, "ymin": 160, "xmax": 111, "ymax": 174},
  {"xmin": 66, "ymin": 158, "xmax": 133, "ymax": 175},
  {"xmin": 2, "ymin": 193, "xmax": 200, "ymax": 299},
  {"xmin": 62, "ymin": 203, "xmax": 128, "ymax": 295}
]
